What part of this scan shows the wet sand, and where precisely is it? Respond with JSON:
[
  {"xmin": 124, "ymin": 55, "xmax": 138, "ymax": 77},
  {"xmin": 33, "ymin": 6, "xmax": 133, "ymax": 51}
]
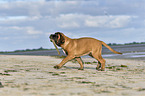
[{"xmin": 0, "ymin": 55, "xmax": 145, "ymax": 96}]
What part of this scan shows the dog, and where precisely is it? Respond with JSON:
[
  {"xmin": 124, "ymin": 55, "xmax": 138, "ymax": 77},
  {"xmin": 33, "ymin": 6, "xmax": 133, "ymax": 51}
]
[{"xmin": 49, "ymin": 32, "xmax": 122, "ymax": 71}]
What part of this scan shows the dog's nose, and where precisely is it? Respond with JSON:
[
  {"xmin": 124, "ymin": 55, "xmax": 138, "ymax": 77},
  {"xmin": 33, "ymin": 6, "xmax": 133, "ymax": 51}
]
[
  {"xmin": 49, "ymin": 35, "xmax": 53, "ymax": 42},
  {"xmin": 49, "ymin": 34, "xmax": 53, "ymax": 39}
]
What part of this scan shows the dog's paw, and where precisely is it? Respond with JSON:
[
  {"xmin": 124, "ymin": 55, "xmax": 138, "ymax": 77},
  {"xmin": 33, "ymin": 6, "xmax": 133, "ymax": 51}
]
[
  {"xmin": 96, "ymin": 67, "xmax": 100, "ymax": 70},
  {"xmin": 78, "ymin": 68, "xmax": 84, "ymax": 70},
  {"xmin": 101, "ymin": 69, "xmax": 105, "ymax": 71},
  {"xmin": 96, "ymin": 67, "xmax": 105, "ymax": 71},
  {"xmin": 54, "ymin": 65, "xmax": 61, "ymax": 69}
]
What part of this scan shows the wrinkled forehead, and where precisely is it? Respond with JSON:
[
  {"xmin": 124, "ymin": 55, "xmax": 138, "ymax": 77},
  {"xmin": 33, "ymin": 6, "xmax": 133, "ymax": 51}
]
[
  {"xmin": 55, "ymin": 32, "xmax": 61, "ymax": 34},
  {"xmin": 55, "ymin": 33, "xmax": 58, "ymax": 35},
  {"xmin": 51, "ymin": 32, "xmax": 59, "ymax": 36}
]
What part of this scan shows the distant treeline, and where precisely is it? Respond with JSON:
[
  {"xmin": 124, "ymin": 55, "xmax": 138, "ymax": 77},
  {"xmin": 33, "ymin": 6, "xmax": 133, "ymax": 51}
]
[
  {"xmin": 0, "ymin": 42, "xmax": 145, "ymax": 53},
  {"xmin": 0, "ymin": 47, "xmax": 55, "ymax": 53},
  {"xmin": 13, "ymin": 47, "xmax": 55, "ymax": 52},
  {"xmin": 108, "ymin": 41, "xmax": 145, "ymax": 46}
]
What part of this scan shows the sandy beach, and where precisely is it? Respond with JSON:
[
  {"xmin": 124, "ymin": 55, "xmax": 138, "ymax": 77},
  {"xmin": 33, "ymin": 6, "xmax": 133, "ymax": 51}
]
[{"xmin": 0, "ymin": 55, "xmax": 145, "ymax": 96}]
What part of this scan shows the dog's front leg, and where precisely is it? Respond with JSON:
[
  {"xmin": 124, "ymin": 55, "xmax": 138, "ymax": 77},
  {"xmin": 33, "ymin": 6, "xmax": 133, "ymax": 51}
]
[
  {"xmin": 54, "ymin": 55, "xmax": 74, "ymax": 69},
  {"xmin": 75, "ymin": 57, "xmax": 84, "ymax": 70}
]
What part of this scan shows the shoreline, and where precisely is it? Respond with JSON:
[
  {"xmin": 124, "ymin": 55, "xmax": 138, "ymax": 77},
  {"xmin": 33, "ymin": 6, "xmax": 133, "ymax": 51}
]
[
  {"xmin": 1, "ymin": 53, "xmax": 145, "ymax": 61},
  {"xmin": 0, "ymin": 55, "xmax": 145, "ymax": 96},
  {"xmin": 0, "ymin": 48, "xmax": 145, "ymax": 61}
]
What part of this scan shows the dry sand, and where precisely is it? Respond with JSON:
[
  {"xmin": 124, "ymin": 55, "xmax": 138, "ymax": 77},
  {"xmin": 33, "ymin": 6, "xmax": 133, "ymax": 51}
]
[{"xmin": 0, "ymin": 55, "xmax": 145, "ymax": 96}]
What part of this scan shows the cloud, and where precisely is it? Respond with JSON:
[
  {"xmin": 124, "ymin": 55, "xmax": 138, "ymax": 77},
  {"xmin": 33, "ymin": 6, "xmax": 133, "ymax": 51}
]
[
  {"xmin": 55, "ymin": 14, "xmax": 133, "ymax": 29},
  {"xmin": 85, "ymin": 15, "xmax": 133, "ymax": 28},
  {"xmin": 0, "ymin": 37, "xmax": 9, "ymax": 40},
  {"xmin": 0, "ymin": 0, "xmax": 145, "ymax": 17},
  {"xmin": 0, "ymin": 26, "xmax": 43, "ymax": 36},
  {"xmin": 107, "ymin": 15, "xmax": 131, "ymax": 28},
  {"xmin": 56, "ymin": 14, "xmax": 81, "ymax": 29},
  {"xmin": 25, "ymin": 27, "xmax": 43, "ymax": 35}
]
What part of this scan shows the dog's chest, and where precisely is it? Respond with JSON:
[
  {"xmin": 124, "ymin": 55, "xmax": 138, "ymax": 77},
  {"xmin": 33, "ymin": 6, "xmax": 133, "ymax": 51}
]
[{"xmin": 62, "ymin": 49, "xmax": 68, "ymax": 55}]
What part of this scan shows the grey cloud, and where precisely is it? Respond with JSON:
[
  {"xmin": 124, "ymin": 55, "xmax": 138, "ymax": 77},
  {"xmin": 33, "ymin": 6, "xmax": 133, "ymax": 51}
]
[{"xmin": 1, "ymin": 0, "xmax": 145, "ymax": 15}]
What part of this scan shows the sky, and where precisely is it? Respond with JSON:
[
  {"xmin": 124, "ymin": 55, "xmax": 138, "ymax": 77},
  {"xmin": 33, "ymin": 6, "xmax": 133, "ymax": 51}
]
[{"xmin": 0, "ymin": 0, "xmax": 145, "ymax": 51}]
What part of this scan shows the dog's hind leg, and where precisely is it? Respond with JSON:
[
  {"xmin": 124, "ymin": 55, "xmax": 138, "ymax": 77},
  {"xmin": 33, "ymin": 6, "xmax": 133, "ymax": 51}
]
[
  {"xmin": 93, "ymin": 54, "xmax": 106, "ymax": 71},
  {"xmin": 75, "ymin": 57, "xmax": 84, "ymax": 70},
  {"xmin": 99, "ymin": 58, "xmax": 106, "ymax": 71},
  {"xmin": 92, "ymin": 47, "xmax": 106, "ymax": 71},
  {"xmin": 89, "ymin": 53, "xmax": 101, "ymax": 70}
]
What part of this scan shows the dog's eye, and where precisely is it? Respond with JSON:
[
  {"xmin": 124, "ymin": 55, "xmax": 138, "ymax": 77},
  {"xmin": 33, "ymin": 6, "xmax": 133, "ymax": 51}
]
[{"xmin": 53, "ymin": 35, "xmax": 58, "ymax": 38}]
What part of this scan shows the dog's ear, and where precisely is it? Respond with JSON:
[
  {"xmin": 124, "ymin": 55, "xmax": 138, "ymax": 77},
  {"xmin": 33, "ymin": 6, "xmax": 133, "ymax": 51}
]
[
  {"xmin": 56, "ymin": 32, "xmax": 65, "ymax": 46},
  {"xmin": 60, "ymin": 33, "xmax": 65, "ymax": 44}
]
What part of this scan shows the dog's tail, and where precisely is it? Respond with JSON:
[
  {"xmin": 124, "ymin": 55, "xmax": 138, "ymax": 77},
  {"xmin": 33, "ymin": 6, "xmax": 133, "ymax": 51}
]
[{"xmin": 101, "ymin": 41, "xmax": 122, "ymax": 54}]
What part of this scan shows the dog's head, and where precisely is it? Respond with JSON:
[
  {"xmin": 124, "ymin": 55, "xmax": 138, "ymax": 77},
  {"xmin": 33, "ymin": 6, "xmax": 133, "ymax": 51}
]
[{"xmin": 49, "ymin": 32, "xmax": 65, "ymax": 47}]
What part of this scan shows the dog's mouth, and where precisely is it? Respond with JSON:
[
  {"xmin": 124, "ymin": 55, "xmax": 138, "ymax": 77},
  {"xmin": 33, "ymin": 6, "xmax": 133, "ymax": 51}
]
[
  {"xmin": 49, "ymin": 34, "xmax": 54, "ymax": 42},
  {"xmin": 50, "ymin": 38, "xmax": 60, "ymax": 55}
]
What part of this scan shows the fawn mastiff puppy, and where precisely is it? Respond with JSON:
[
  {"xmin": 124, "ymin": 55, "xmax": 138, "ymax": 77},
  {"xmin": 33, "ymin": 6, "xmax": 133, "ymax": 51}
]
[{"xmin": 49, "ymin": 32, "xmax": 122, "ymax": 71}]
